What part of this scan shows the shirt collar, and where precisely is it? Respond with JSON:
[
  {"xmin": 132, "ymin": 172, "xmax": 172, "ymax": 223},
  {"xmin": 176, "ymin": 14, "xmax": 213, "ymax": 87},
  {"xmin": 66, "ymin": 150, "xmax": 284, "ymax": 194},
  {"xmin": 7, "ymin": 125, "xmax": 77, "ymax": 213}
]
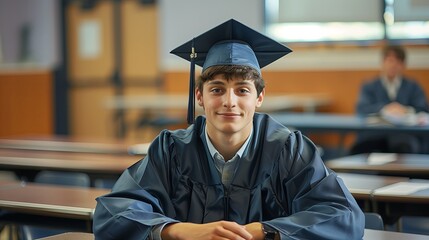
[
  {"xmin": 204, "ymin": 125, "xmax": 253, "ymax": 160},
  {"xmin": 381, "ymin": 75, "xmax": 401, "ymax": 88}
]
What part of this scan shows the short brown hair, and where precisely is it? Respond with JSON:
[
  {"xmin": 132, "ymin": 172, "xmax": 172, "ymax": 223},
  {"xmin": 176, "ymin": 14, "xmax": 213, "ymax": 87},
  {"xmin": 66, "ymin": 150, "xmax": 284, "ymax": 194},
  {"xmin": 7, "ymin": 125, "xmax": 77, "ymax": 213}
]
[
  {"xmin": 382, "ymin": 45, "xmax": 406, "ymax": 62},
  {"xmin": 197, "ymin": 65, "xmax": 265, "ymax": 97}
]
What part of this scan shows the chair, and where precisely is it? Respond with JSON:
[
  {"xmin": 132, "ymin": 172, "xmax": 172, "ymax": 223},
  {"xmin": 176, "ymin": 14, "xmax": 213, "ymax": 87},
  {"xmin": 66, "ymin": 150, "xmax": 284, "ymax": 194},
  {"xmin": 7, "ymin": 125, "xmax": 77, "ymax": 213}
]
[
  {"xmin": 0, "ymin": 170, "xmax": 19, "ymax": 181},
  {"xmin": 364, "ymin": 212, "xmax": 384, "ymax": 230},
  {"xmin": 19, "ymin": 171, "xmax": 90, "ymax": 240},
  {"xmin": 399, "ymin": 216, "xmax": 429, "ymax": 235},
  {"xmin": 34, "ymin": 171, "xmax": 90, "ymax": 187},
  {"xmin": 94, "ymin": 178, "xmax": 117, "ymax": 189},
  {"xmin": 0, "ymin": 171, "xmax": 20, "ymax": 239}
]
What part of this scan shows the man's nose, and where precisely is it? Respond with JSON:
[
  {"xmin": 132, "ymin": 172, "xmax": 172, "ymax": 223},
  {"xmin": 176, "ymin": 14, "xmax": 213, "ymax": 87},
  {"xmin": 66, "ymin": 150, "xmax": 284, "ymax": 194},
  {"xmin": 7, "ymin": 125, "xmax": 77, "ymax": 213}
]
[{"xmin": 223, "ymin": 90, "xmax": 237, "ymax": 108}]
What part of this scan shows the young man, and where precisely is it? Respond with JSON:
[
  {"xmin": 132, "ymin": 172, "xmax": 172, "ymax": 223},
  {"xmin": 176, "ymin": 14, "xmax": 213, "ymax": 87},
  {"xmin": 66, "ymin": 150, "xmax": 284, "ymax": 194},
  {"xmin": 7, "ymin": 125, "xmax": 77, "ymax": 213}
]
[
  {"xmin": 93, "ymin": 19, "xmax": 364, "ymax": 240},
  {"xmin": 351, "ymin": 45, "xmax": 429, "ymax": 154}
]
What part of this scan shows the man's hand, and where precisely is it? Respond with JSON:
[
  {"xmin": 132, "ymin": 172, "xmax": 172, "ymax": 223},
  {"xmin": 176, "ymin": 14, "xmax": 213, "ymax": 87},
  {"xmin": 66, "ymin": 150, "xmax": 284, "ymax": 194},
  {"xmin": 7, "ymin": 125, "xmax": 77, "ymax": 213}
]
[
  {"xmin": 161, "ymin": 221, "xmax": 255, "ymax": 240},
  {"xmin": 382, "ymin": 102, "xmax": 409, "ymax": 116}
]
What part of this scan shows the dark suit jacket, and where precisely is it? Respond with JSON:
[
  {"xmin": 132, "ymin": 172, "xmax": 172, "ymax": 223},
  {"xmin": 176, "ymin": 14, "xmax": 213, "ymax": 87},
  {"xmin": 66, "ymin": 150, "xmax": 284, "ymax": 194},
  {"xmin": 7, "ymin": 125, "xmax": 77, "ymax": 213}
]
[
  {"xmin": 356, "ymin": 76, "xmax": 429, "ymax": 115},
  {"xmin": 351, "ymin": 76, "xmax": 429, "ymax": 154}
]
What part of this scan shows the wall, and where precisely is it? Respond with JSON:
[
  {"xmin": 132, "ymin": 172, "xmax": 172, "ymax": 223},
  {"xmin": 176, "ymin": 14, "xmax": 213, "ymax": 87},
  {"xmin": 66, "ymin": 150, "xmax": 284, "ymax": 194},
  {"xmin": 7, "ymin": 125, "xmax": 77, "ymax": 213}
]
[
  {"xmin": 0, "ymin": 0, "xmax": 60, "ymax": 66},
  {"xmin": 0, "ymin": 69, "xmax": 53, "ymax": 137}
]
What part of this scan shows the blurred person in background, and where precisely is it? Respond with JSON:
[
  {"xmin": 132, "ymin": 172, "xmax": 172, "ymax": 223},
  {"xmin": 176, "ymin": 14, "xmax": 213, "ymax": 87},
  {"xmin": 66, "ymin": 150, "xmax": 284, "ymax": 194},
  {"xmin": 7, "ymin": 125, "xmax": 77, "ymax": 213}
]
[{"xmin": 351, "ymin": 45, "xmax": 429, "ymax": 154}]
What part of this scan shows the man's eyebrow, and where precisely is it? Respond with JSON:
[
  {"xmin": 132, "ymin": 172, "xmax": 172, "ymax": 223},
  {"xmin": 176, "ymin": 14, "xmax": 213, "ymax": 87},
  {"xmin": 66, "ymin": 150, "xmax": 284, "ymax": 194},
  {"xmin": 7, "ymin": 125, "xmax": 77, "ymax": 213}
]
[
  {"xmin": 206, "ymin": 80, "xmax": 226, "ymax": 85},
  {"xmin": 235, "ymin": 80, "xmax": 254, "ymax": 86},
  {"xmin": 206, "ymin": 79, "xmax": 253, "ymax": 86}
]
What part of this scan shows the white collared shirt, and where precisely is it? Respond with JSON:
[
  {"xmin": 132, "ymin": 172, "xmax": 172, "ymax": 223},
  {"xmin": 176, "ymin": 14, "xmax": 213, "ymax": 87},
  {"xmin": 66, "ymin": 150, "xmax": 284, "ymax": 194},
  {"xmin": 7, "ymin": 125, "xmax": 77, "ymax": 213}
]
[
  {"xmin": 381, "ymin": 75, "xmax": 401, "ymax": 100},
  {"xmin": 205, "ymin": 125, "xmax": 253, "ymax": 187}
]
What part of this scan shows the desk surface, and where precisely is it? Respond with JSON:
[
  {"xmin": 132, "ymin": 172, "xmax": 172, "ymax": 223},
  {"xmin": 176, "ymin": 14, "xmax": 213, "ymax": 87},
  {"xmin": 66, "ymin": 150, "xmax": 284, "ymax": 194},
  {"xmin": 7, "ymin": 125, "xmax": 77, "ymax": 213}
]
[
  {"xmin": 0, "ymin": 148, "xmax": 140, "ymax": 174},
  {"xmin": 364, "ymin": 229, "xmax": 429, "ymax": 239},
  {"xmin": 0, "ymin": 182, "xmax": 108, "ymax": 220},
  {"xmin": 326, "ymin": 153, "xmax": 429, "ymax": 178},
  {"xmin": 338, "ymin": 173, "xmax": 409, "ymax": 198},
  {"xmin": 270, "ymin": 113, "xmax": 429, "ymax": 134},
  {"xmin": 39, "ymin": 232, "xmax": 94, "ymax": 240},
  {"xmin": 0, "ymin": 136, "xmax": 139, "ymax": 155},
  {"xmin": 36, "ymin": 229, "xmax": 429, "ymax": 240}
]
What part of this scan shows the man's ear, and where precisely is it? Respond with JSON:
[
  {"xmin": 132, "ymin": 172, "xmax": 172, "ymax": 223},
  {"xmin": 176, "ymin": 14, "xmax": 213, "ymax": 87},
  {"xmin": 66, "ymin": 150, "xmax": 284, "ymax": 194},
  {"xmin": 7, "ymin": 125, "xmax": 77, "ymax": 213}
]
[
  {"xmin": 256, "ymin": 89, "xmax": 265, "ymax": 108},
  {"xmin": 196, "ymin": 88, "xmax": 204, "ymax": 107}
]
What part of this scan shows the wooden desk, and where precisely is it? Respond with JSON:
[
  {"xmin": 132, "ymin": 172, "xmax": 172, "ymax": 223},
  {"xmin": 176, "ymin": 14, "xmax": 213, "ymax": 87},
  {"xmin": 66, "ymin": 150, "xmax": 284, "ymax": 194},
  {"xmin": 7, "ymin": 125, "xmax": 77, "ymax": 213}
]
[
  {"xmin": 0, "ymin": 182, "xmax": 109, "ymax": 231},
  {"xmin": 36, "ymin": 229, "xmax": 429, "ymax": 240},
  {"xmin": 39, "ymin": 232, "xmax": 94, "ymax": 240},
  {"xmin": 337, "ymin": 173, "xmax": 409, "ymax": 211},
  {"xmin": 270, "ymin": 113, "xmax": 429, "ymax": 156},
  {"xmin": 370, "ymin": 179, "xmax": 429, "ymax": 225},
  {"xmin": 338, "ymin": 173, "xmax": 408, "ymax": 197},
  {"xmin": 336, "ymin": 173, "xmax": 429, "ymax": 224},
  {"xmin": 0, "ymin": 148, "xmax": 140, "ymax": 185},
  {"xmin": 0, "ymin": 136, "xmax": 142, "ymax": 155},
  {"xmin": 326, "ymin": 153, "xmax": 429, "ymax": 179},
  {"xmin": 364, "ymin": 229, "xmax": 429, "ymax": 239},
  {"xmin": 270, "ymin": 113, "xmax": 429, "ymax": 135}
]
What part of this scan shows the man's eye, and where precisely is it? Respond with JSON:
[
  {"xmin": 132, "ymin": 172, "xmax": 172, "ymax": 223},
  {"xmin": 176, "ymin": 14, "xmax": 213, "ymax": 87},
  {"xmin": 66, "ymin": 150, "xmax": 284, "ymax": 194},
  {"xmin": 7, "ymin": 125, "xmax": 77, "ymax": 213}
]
[
  {"xmin": 211, "ymin": 88, "xmax": 222, "ymax": 93},
  {"xmin": 239, "ymin": 89, "xmax": 250, "ymax": 94}
]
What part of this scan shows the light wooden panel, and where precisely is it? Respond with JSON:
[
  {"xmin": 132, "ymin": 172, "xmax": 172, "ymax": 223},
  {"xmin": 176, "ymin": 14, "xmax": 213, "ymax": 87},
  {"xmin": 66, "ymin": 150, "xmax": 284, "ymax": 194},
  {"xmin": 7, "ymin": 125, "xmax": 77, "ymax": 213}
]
[
  {"xmin": 67, "ymin": 1, "xmax": 114, "ymax": 82},
  {"xmin": 121, "ymin": 1, "xmax": 159, "ymax": 82},
  {"xmin": 0, "ymin": 70, "xmax": 53, "ymax": 137},
  {"xmin": 69, "ymin": 86, "xmax": 115, "ymax": 139}
]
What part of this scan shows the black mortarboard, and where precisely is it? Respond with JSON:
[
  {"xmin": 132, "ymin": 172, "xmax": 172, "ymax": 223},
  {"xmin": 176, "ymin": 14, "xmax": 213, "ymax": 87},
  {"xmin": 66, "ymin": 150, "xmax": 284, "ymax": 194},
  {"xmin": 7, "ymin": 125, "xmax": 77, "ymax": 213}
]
[{"xmin": 170, "ymin": 19, "xmax": 292, "ymax": 124}]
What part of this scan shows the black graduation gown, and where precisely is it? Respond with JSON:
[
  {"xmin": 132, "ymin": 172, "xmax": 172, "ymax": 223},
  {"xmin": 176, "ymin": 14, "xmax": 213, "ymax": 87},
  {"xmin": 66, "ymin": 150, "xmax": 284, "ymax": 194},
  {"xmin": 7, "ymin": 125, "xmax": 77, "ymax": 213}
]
[{"xmin": 93, "ymin": 113, "xmax": 364, "ymax": 239}]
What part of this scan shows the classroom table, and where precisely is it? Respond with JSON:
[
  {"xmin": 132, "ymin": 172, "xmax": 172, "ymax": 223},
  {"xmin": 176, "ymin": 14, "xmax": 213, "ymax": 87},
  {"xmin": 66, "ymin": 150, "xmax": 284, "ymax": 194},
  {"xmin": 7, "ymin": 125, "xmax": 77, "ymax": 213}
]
[
  {"xmin": 37, "ymin": 229, "xmax": 429, "ymax": 240},
  {"xmin": 270, "ymin": 113, "xmax": 429, "ymax": 134},
  {"xmin": 337, "ymin": 173, "xmax": 429, "ymax": 225},
  {"xmin": 0, "ymin": 148, "xmax": 141, "ymax": 185},
  {"xmin": 0, "ymin": 136, "xmax": 144, "ymax": 155},
  {"xmin": 337, "ymin": 173, "xmax": 409, "ymax": 211},
  {"xmin": 326, "ymin": 153, "xmax": 429, "ymax": 179},
  {"xmin": 370, "ymin": 179, "xmax": 429, "ymax": 225},
  {"xmin": 270, "ymin": 113, "xmax": 429, "ymax": 155},
  {"xmin": 0, "ymin": 182, "xmax": 109, "ymax": 232},
  {"xmin": 39, "ymin": 232, "xmax": 94, "ymax": 240}
]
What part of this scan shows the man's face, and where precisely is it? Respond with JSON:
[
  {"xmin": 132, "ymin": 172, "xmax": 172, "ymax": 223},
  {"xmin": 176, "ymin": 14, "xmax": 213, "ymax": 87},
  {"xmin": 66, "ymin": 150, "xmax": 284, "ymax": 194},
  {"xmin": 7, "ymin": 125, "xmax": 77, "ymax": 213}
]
[
  {"xmin": 196, "ymin": 74, "xmax": 264, "ymax": 136},
  {"xmin": 382, "ymin": 52, "xmax": 405, "ymax": 80}
]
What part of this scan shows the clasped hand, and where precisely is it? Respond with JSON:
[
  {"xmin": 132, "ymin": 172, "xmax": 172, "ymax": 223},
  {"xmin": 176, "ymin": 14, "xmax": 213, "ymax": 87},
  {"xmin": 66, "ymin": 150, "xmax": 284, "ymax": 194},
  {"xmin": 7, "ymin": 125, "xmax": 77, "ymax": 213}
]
[{"xmin": 161, "ymin": 221, "xmax": 265, "ymax": 240}]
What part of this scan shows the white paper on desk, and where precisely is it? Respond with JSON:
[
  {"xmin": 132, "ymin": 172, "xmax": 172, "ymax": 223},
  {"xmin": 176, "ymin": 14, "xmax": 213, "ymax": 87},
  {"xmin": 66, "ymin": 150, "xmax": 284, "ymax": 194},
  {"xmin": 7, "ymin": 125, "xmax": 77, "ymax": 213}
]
[
  {"xmin": 374, "ymin": 182, "xmax": 429, "ymax": 195},
  {"xmin": 367, "ymin": 153, "xmax": 397, "ymax": 165}
]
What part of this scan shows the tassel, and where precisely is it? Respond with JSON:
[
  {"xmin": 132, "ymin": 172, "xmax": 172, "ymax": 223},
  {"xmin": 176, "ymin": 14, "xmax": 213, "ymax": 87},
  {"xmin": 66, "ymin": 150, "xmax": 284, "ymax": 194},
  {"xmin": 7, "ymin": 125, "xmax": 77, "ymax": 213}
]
[{"xmin": 187, "ymin": 39, "xmax": 197, "ymax": 124}]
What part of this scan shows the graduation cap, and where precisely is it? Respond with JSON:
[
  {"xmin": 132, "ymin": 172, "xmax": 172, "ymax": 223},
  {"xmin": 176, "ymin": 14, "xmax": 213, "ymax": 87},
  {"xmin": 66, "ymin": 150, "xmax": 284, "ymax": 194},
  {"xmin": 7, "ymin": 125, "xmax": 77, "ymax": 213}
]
[{"xmin": 170, "ymin": 19, "xmax": 292, "ymax": 124}]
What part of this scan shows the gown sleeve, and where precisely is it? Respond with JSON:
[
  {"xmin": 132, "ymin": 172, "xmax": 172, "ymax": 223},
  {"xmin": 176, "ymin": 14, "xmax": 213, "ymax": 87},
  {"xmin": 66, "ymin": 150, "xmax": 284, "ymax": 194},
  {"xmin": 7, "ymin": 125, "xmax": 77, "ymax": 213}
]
[
  {"xmin": 93, "ymin": 132, "xmax": 179, "ymax": 240},
  {"xmin": 263, "ymin": 130, "xmax": 365, "ymax": 239}
]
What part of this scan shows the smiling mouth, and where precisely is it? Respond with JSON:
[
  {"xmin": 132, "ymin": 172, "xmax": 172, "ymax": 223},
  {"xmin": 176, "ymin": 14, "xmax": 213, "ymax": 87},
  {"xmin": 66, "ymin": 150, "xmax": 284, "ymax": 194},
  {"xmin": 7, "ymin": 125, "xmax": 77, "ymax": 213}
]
[{"xmin": 218, "ymin": 113, "xmax": 241, "ymax": 117}]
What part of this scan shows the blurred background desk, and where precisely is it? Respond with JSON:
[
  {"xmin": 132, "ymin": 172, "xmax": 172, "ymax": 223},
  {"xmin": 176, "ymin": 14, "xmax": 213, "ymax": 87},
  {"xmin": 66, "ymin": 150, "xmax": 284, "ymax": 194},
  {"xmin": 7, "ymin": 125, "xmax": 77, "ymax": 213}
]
[
  {"xmin": 337, "ymin": 173, "xmax": 409, "ymax": 211},
  {"xmin": 0, "ymin": 136, "xmax": 138, "ymax": 155},
  {"xmin": 326, "ymin": 153, "xmax": 429, "ymax": 179},
  {"xmin": 371, "ymin": 179, "xmax": 429, "ymax": 225},
  {"xmin": 0, "ymin": 182, "xmax": 108, "ymax": 232},
  {"xmin": 338, "ymin": 173, "xmax": 429, "ymax": 228},
  {"xmin": 0, "ymin": 148, "xmax": 141, "ymax": 186},
  {"xmin": 270, "ymin": 113, "xmax": 429, "ymax": 158}
]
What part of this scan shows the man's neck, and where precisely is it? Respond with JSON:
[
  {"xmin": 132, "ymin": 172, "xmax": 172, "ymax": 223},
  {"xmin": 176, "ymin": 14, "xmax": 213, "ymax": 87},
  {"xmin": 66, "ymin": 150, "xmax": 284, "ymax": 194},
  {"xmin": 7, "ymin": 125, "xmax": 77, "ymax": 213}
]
[{"xmin": 206, "ymin": 126, "xmax": 252, "ymax": 161}]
